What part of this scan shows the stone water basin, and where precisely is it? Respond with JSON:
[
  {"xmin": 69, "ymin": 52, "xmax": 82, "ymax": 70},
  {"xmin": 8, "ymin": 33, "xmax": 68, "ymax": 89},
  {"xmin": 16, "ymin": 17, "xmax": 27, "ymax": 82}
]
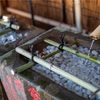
[
  {"xmin": 0, "ymin": 27, "xmax": 100, "ymax": 100},
  {"xmin": 33, "ymin": 44, "xmax": 100, "ymax": 99},
  {"xmin": 0, "ymin": 23, "xmax": 44, "ymax": 56}
]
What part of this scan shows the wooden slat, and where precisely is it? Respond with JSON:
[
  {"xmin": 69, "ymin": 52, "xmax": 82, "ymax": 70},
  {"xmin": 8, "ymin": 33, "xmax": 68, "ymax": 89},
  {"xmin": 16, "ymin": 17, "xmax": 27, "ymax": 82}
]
[{"xmin": 81, "ymin": 0, "xmax": 100, "ymax": 31}]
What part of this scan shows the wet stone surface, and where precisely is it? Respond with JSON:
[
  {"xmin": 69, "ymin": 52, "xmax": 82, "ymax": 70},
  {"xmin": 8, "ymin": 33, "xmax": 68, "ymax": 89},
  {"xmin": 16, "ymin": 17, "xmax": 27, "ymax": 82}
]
[{"xmin": 32, "ymin": 45, "xmax": 100, "ymax": 99}]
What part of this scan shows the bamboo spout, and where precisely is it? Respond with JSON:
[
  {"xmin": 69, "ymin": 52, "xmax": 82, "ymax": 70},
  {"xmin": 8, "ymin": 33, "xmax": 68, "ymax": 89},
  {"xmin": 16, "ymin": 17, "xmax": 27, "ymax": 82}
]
[
  {"xmin": 15, "ymin": 47, "xmax": 100, "ymax": 95},
  {"xmin": 90, "ymin": 25, "xmax": 100, "ymax": 40}
]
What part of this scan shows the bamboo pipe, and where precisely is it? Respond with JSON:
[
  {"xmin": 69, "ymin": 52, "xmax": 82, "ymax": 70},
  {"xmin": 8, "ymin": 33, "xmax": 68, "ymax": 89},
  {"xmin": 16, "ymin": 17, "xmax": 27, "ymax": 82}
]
[
  {"xmin": 11, "ymin": 50, "xmax": 60, "ymax": 74},
  {"xmin": 89, "ymin": 25, "xmax": 100, "ymax": 40},
  {"xmin": 0, "ymin": 50, "xmax": 13, "ymax": 61},
  {"xmin": 11, "ymin": 42, "xmax": 75, "ymax": 74},
  {"xmin": 15, "ymin": 47, "xmax": 100, "ymax": 95},
  {"xmin": 44, "ymin": 39, "xmax": 100, "ymax": 65},
  {"xmin": 11, "ymin": 62, "xmax": 34, "ymax": 75},
  {"xmin": 43, "ymin": 50, "xmax": 60, "ymax": 60},
  {"xmin": 43, "ymin": 42, "xmax": 76, "ymax": 60},
  {"xmin": 0, "ymin": 28, "xmax": 11, "ymax": 36},
  {"xmin": 0, "ymin": 21, "xmax": 20, "ymax": 30}
]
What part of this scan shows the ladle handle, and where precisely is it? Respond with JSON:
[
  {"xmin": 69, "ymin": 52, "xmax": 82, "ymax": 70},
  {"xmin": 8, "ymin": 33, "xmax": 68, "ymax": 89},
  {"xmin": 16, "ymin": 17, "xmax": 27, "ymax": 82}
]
[{"xmin": 89, "ymin": 25, "xmax": 100, "ymax": 40}]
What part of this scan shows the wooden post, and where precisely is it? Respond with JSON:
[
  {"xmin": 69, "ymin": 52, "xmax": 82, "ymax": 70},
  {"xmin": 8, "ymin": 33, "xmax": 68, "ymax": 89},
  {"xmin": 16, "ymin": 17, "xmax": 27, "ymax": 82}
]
[
  {"xmin": 74, "ymin": 0, "xmax": 82, "ymax": 33},
  {"xmin": 28, "ymin": 0, "xmax": 35, "ymax": 25}
]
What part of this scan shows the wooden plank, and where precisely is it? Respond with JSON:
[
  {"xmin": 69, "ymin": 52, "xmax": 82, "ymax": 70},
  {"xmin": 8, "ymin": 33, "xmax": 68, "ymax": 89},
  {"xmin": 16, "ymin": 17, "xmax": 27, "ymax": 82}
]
[
  {"xmin": 2, "ymin": 0, "xmax": 100, "ymax": 31},
  {"xmin": 81, "ymin": 0, "xmax": 100, "ymax": 31}
]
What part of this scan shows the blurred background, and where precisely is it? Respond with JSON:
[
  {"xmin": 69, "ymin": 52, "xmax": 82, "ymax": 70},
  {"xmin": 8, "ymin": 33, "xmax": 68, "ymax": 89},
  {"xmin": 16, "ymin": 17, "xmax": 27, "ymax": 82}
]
[{"xmin": 1, "ymin": 0, "xmax": 100, "ymax": 31}]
